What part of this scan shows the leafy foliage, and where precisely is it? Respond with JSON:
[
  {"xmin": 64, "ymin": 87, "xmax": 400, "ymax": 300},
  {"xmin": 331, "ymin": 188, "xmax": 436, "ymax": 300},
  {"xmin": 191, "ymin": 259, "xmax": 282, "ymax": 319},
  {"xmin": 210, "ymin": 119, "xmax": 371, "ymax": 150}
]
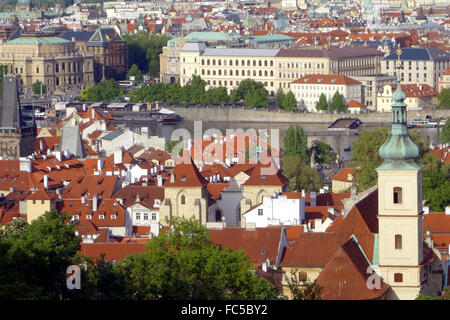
[
  {"xmin": 126, "ymin": 64, "xmax": 143, "ymax": 84},
  {"xmin": 122, "ymin": 32, "xmax": 171, "ymax": 77},
  {"xmin": 350, "ymin": 127, "xmax": 450, "ymax": 211},
  {"xmin": 284, "ymin": 270, "xmax": 322, "ymax": 300},
  {"xmin": 283, "ymin": 125, "xmax": 309, "ymax": 163},
  {"xmin": 231, "ymin": 79, "xmax": 268, "ymax": 107},
  {"xmin": 0, "ymin": 211, "xmax": 81, "ymax": 299},
  {"xmin": 442, "ymin": 119, "xmax": 450, "ymax": 144},
  {"xmin": 32, "ymin": 80, "xmax": 47, "ymax": 95},
  {"xmin": 80, "ymin": 79, "xmax": 124, "ymax": 102},
  {"xmin": 309, "ymin": 140, "xmax": 337, "ymax": 165},
  {"xmin": 329, "ymin": 91, "xmax": 346, "ymax": 112},
  {"xmin": 437, "ymin": 88, "xmax": 450, "ymax": 109},
  {"xmin": 315, "ymin": 93, "xmax": 328, "ymax": 112},
  {"xmin": 282, "ymin": 91, "xmax": 298, "ymax": 111},
  {"xmin": 120, "ymin": 218, "xmax": 280, "ymax": 300},
  {"xmin": 274, "ymin": 88, "xmax": 285, "ymax": 107},
  {"xmin": 283, "ymin": 155, "xmax": 322, "ymax": 192}
]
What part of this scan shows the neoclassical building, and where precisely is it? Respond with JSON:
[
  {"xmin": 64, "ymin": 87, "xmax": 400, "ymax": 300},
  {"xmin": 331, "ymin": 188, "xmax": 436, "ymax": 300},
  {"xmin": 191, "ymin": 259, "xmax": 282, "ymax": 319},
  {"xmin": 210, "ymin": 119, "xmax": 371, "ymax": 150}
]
[{"xmin": 0, "ymin": 34, "xmax": 94, "ymax": 94}]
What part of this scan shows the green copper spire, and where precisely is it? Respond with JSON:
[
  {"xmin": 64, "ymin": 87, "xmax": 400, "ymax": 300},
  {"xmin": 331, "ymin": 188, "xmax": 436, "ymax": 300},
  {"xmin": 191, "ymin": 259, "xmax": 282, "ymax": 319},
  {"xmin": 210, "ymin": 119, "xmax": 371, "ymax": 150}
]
[{"xmin": 377, "ymin": 48, "xmax": 422, "ymax": 171}]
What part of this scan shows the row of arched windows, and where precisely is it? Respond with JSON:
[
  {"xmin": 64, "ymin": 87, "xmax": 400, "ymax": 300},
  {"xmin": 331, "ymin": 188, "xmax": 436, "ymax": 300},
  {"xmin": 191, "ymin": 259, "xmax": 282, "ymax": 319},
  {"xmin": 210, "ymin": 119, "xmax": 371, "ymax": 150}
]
[
  {"xmin": 201, "ymin": 58, "xmax": 274, "ymax": 67},
  {"xmin": 201, "ymin": 69, "xmax": 273, "ymax": 77}
]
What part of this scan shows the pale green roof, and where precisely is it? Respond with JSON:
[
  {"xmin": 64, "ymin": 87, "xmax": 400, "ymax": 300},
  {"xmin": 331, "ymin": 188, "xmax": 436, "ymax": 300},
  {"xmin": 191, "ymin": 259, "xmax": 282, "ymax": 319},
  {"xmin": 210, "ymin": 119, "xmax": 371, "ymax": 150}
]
[
  {"xmin": 0, "ymin": 11, "xmax": 38, "ymax": 19},
  {"xmin": 183, "ymin": 32, "xmax": 229, "ymax": 42},
  {"xmin": 253, "ymin": 34, "xmax": 295, "ymax": 43},
  {"xmin": 6, "ymin": 36, "xmax": 71, "ymax": 45}
]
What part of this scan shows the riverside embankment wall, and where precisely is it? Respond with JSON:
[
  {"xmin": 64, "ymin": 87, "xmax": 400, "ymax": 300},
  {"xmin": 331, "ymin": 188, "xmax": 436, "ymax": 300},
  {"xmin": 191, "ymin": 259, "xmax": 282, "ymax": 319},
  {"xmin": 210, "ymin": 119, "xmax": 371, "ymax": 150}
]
[{"xmin": 165, "ymin": 106, "xmax": 450, "ymax": 123}]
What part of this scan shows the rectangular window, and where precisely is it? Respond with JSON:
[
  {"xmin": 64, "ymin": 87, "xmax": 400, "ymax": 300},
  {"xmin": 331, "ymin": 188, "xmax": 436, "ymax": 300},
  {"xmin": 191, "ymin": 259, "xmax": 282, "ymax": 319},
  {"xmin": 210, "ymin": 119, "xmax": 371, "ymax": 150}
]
[
  {"xmin": 144, "ymin": 213, "xmax": 148, "ymax": 220},
  {"xmin": 258, "ymin": 209, "xmax": 263, "ymax": 216},
  {"xmin": 136, "ymin": 213, "xmax": 141, "ymax": 220},
  {"xmin": 395, "ymin": 234, "xmax": 402, "ymax": 250},
  {"xmin": 394, "ymin": 273, "xmax": 403, "ymax": 283},
  {"xmin": 152, "ymin": 213, "xmax": 157, "ymax": 220}
]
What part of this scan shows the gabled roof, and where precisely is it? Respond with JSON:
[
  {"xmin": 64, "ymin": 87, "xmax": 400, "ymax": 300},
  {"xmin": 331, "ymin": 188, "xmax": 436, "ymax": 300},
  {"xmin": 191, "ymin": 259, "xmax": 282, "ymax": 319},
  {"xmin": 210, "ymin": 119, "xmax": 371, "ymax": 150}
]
[
  {"xmin": 27, "ymin": 189, "xmax": 56, "ymax": 201},
  {"xmin": 209, "ymin": 227, "xmax": 283, "ymax": 266},
  {"xmin": 292, "ymin": 74, "xmax": 361, "ymax": 85},
  {"xmin": 316, "ymin": 237, "xmax": 389, "ymax": 300},
  {"xmin": 383, "ymin": 47, "xmax": 450, "ymax": 61},
  {"xmin": 164, "ymin": 153, "xmax": 208, "ymax": 188},
  {"xmin": 79, "ymin": 243, "xmax": 146, "ymax": 262},
  {"xmin": 242, "ymin": 158, "xmax": 289, "ymax": 187}
]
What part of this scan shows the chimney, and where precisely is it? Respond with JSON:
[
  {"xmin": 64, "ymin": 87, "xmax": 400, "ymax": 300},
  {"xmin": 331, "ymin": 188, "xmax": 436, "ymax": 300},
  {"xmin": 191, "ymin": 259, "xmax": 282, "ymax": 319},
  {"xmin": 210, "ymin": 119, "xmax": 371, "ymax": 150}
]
[
  {"xmin": 157, "ymin": 175, "xmax": 163, "ymax": 187},
  {"xmin": 19, "ymin": 157, "xmax": 32, "ymax": 172},
  {"xmin": 54, "ymin": 151, "xmax": 62, "ymax": 162},
  {"xmin": 160, "ymin": 165, "xmax": 165, "ymax": 171},
  {"xmin": 170, "ymin": 173, "xmax": 175, "ymax": 183},
  {"xmin": 91, "ymin": 108, "xmax": 95, "ymax": 119},
  {"xmin": 423, "ymin": 206, "xmax": 429, "ymax": 215},
  {"xmin": 114, "ymin": 150, "xmax": 122, "ymax": 164},
  {"xmin": 97, "ymin": 159, "xmax": 103, "ymax": 171},
  {"xmin": 40, "ymin": 139, "xmax": 44, "ymax": 151},
  {"xmin": 310, "ymin": 192, "xmax": 317, "ymax": 207},
  {"xmin": 44, "ymin": 175, "xmax": 49, "ymax": 189},
  {"xmin": 446, "ymin": 206, "xmax": 450, "ymax": 216},
  {"xmin": 81, "ymin": 196, "xmax": 85, "ymax": 204},
  {"xmin": 92, "ymin": 195, "xmax": 97, "ymax": 212},
  {"xmin": 301, "ymin": 189, "xmax": 305, "ymax": 198}
]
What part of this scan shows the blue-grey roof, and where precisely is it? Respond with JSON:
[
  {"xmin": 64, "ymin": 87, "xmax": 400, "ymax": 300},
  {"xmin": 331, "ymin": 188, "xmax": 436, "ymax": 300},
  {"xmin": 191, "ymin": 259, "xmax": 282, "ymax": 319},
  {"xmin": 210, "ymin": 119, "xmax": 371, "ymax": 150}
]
[
  {"xmin": 383, "ymin": 47, "xmax": 450, "ymax": 61},
  {"xmin": 202, "ymin": 48, "xmax": 280, "ymax": 57},
  {"xmin": 61, "ymin": 30, "xmax": 95, "ymax": 42},
  {"xmin": 60, "ymin": 126, "xmax": 87, "ymax": 159},
  {"xmin": 101, "ymin": 129, "xmax": 124, "ymax": 141}
]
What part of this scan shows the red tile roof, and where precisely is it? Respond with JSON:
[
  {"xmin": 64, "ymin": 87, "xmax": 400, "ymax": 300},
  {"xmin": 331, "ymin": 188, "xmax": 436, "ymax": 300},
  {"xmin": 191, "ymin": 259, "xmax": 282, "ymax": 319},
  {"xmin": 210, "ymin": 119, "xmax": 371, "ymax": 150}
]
[
  {"xmin": 209, "ymin": 227, "xmax": 283, "ymax": 266},
  {"xmin": 332, "ymin": 167, "xmax": 354, "ymax": 183},
  {"xmin": 293, "ymin": 74, "xmax": 361, "ymax": 85},
  {"xmin": 316, "ymin": 237, "xmax": 389, "ymax": 300},
  {"xmin": 79, "ymin": 243, "xmax": 146, "ymax": 262}
]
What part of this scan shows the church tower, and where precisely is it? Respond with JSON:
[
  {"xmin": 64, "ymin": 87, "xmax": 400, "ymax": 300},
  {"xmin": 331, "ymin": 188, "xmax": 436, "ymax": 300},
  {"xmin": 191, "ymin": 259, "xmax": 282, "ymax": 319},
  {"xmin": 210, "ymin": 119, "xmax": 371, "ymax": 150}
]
[{"xmin": 376, "ymin": 48, "xmax": 425, "ymax": 300}]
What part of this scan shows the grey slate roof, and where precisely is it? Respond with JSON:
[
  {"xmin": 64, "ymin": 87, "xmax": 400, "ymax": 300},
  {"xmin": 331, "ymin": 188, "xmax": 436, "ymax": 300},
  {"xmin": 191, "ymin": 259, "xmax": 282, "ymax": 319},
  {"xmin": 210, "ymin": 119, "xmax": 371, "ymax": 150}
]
[
  {"xmin": 277, "ymin": 46, "xmax": 384, "ymax": 58},
  {"xmin": 60, "ymin": 126, "xmax": 87, "ymax": 159},
  {"xmin": 202, "ymin": 48, "xmax": 280, "ymax": 57},
  {"xmin": 100, "ymin": 128, "xmax": 124, "ymax": 141},
  {"xmin": 383, "ymin": 47, "xmax": 450, "ymax": 61},
  {"xmin": 61, "ymin": 30, "xmax": 95, "ymax": 42},
  {"xmin": 0, "ymin": 75, "xmax": 23, "ymax": 129},
  {"xmin": 180, "ymin": 41, "xmax": 207, "ymax": 52}
]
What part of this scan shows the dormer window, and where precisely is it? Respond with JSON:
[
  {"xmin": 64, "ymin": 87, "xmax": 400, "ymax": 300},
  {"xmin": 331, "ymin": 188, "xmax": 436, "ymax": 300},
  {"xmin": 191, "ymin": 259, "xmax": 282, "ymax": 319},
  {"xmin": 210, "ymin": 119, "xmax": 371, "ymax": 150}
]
[
  {"xmin": 393, "ymin": 187, "xmax": 402, "ymax": 204},
  {"xmin": 86, "ymin": 215, "xmax": 92, "ymax": 220},
  {"xmin": 99, "ymin": 215, "xmax": 105, "ymax": 220}
]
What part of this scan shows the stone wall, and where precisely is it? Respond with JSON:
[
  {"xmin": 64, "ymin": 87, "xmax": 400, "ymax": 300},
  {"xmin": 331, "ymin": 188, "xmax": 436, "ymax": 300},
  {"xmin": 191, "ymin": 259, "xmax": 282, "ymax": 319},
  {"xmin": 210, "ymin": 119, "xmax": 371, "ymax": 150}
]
[{"xmin": 165, "ymin": 106, "xmax": 450, "ymax": 124}]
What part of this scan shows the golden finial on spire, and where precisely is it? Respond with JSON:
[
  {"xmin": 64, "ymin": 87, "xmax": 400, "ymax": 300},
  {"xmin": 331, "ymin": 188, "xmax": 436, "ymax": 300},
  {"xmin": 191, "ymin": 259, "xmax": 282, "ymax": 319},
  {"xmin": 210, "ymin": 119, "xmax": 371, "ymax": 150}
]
[{"xmin": 396, "ymin": 47, "xmax": 402, "ymax": 70}]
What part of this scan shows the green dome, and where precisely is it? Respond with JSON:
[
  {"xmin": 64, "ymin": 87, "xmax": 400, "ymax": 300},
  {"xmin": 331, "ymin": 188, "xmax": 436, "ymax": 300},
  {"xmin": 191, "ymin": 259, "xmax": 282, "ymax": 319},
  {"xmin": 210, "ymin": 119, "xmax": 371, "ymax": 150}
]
[
  {"xmin": 392, "ymin": 84, "xmax": 406, "ymax": 104},
  {"xmin": 379, "ymin": 133, "xmax": 420, "ymax": 162}
]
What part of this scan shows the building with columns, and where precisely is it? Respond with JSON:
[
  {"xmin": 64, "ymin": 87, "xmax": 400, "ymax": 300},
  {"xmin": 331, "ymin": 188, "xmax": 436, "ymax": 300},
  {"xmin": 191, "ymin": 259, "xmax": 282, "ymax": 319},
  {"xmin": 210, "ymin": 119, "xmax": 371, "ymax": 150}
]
[{"xmin": 0, "ymin": 34, "xmax": 94, "ymax": 94}]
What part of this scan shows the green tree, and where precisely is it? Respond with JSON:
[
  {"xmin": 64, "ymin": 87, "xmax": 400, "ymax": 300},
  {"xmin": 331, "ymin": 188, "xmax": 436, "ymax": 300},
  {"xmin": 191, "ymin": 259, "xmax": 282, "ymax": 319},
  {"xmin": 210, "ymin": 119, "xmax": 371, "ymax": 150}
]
[
  {"xmin": 120, "ymin": 217, "xmax": 280, "ymax": 300},
  {"xmin": 0, "ymin": 211, "xmax": 81, "ymax": 299},
  {"xmin": 315, "ymin": 93, "xmax": 328, "ymax": 112},
  {"xmin": 350, "ymin": 126, "xmax": 450, "ymax": 211},
  {"xmin": 231, "ymin": 79, "xmax": 268, "ymax": 107},
  {"xmin": 329, "ymin": 91, "xmax": 346, "ymax": 112},
  {"xmin": 437, "ymin": 88, "xmax": 450, "ymax": 108},
  {"xmin": 283, "ymin": 125, "xmax": 309, "ymax": 163},
  {"xmin": 282, "ymin": 91, "xmax": 298, "ymax": 111},
  {"xmin": 309, "ymin": 140, "xmax": 336, "ymax": 165},
  {"xmin": 126, "ymin": 64, "xmax": 143, "ymax": 84},
  {"xmin": 442, "ymin": 119, "xmax": 450, "ymax": 144},
  {"xmin": 122, "ymin": 32, "xmax": 171, "ymax": 78},
  {"xmin": 282, "ymin": 155, "xmax": 322, "ymax": 192},
  {"xmin": 185, "ymin": 75, "xmax": 206, "ymax": 105},
  {"xmin": 32, "ymin": 80, "xmax": 47, "ymax": 95},
  {"xmin": 80, "ymin": 79, "xmax": 124, "ymax": 102},
  {"xmin": 274, "ymin": 88, "xmax": 285, "ymax": 107},
  {"xmin": 284, "ymin": 270, "xmax": 322, "ymax": 300}
]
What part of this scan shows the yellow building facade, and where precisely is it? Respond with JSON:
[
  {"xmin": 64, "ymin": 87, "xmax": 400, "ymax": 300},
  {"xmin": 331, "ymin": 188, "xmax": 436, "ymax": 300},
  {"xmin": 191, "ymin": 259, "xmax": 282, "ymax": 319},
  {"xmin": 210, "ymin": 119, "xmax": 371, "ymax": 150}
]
[{"xmin": 0, "ymin": 34, "xmax": 94, "ymax": 94}]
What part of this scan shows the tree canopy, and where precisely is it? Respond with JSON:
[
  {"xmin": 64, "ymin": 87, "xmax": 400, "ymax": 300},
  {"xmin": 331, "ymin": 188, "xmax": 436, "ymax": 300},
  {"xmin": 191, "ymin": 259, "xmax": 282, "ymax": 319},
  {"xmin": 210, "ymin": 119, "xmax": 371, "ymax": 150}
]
[
  {"xmin": 0, "ymin": 211, "xmax": 80, "ymax": 299},
  {"xmin": 119, "ymin": 217, "xmax": 280, "ymax": 300},
  {"xmin": 80, "ymin": 79, "xmax": 124, "ymax": 102},
  {"xmin": 126, "ymin": 64, "xmax": 143, "ymax": 84},
  {"xmin": 437, "ymin": 88, "xmax": 450, "ymax": 109},
  {"xmin": 230, "ymin": 79, "xmax": 268, "ymax": 107},
  {"xmin": 32, "ymin": 80, "xmax": 47, "ymax": 95},
  {"xmin": 442, "ymin": 119, "xmax": 450, "ymax": 144},
  {"xmin": 122, "ymin": 32, "xmax": 171, "ymax": 78},
  {"xmin": 282, "ymin": 91, "xmax": 298, "ymax": 111},
  {"xmin": 350, "ymin": 126, "xmax": 450, "ymax": 211},
  {"xmin": 282, "ymin": 155, "xmax": 322, "ymax": 192},
  {"xmin": 274, "ymin": 88, "xmax": 285, "ymax": 108},
  {"xmin": 329, "ymin": 91, "xmax": 346, "ymax": 112},
  {"xmin": 315, "ymin": 93, "xmax": 328, "ymax": 112},
  {"xmin": 283, "ymin": 125, "xmax": 309, "ymax": 163}
]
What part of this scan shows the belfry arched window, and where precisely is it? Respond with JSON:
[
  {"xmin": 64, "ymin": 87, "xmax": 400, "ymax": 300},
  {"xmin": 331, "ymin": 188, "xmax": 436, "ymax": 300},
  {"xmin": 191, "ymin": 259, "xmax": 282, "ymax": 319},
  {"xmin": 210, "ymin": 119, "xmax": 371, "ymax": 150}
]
[
  {"xmin": 393, "ymin": 187, "xmax": 402, "ymax": 204},
  {"xmin": 395, "ymin": 234, "xmax": 402, "ymax": 250}
]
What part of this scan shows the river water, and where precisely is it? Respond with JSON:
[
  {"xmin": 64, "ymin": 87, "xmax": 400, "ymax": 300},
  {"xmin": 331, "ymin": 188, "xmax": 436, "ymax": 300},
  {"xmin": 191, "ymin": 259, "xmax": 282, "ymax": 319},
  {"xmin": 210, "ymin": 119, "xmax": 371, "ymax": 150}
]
[{"xmin": 124, "ymin": 120, "xmax": 442, "ymax": 162}]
